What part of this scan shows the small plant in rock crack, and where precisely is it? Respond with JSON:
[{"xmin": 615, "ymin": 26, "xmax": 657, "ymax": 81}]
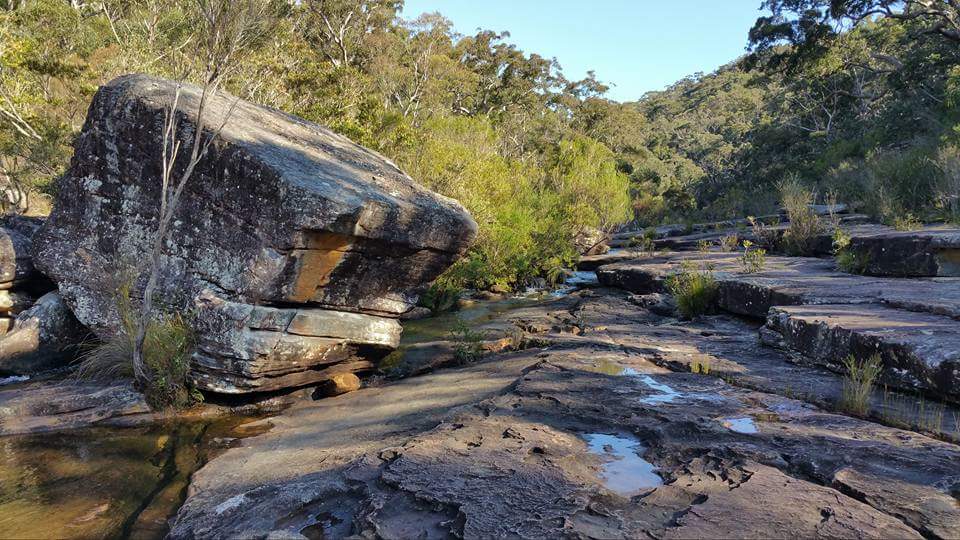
[
  {"xmin": 893, "ymin": 213, "xmax": 923, "ymax": 231},
  {"xmin": 738, "ymin": 240, "xmax": 766, "ymax": 273},
  {"xmin": 836, "ymin": 248, "xmax": 871, "ymax": 275},
  {"xmin": 690, "ymin": 356, "xmax": 711, "ymax": 375},
  {"xmin": 697, "ymin": 239, "xmax": 712, "ymax": 253},
  {"xmin": 840, "ymin": 353, "xmax": 883, "ymax": 416},
  {"xmin": 665, "ymin": 262, "xmax": 718, "ymax": 319},
  {"xmin": 831, "ymin": 228, "xmax": 851, "ymax": 254},
  {"xmin": 718, "ymin": 233, "xmax": 739, "ymax": 252},
  {"xmin": 450, "ymin": 318, "xmax": 485, "ymax": 364}
]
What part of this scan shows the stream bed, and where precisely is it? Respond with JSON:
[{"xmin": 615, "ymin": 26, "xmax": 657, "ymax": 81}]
[{"xmin": 0, "ymin": 415, "xmax": 271, "ymax": 539}]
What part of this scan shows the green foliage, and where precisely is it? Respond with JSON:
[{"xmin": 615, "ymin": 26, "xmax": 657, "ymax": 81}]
[
  {"xmin": 893, "ymin": 213, "xmax": 923, "ymax": 231},
  {"xmin": 739, "ymin": 240, "xmax": 766, "ymax": 273},
  {"xmin": 449, "ymin": 318, "xmax": 484, "ymax": 364},
  {"xmin": 2, "ymin": 0, "xmax": 633, "ymax": 292},
  {"xmin": 76, "ymin": 279, "xmax": 199, "ymax": 410},
  {"xmin": 718, "ymin": 233, "xmax": 739, "ymax": 252},
  {"xmin": 779, "ymin": 178, "xmax": 825, "ymax": 256},
  {"xmin": 836, "ymin": 248, "xmax": 871, "ymax": 274},
  {"xmin": 832, "ymin": 227, "xmax": 851, "ymax": 254},
  {"xmin": 417, "ymin": 281, "xmax": 461, "ymax": 314},
  {"xmin": 627, "ymin": 10, "xmax": 960, "ymax": 225},
  {"xmin": 840, "ymin": 353, "xmax": 883, "ymax": 416},
  {"xmin": 690, "ymin": 356, "xmax": 711, "ymax": 375},
  {"xmin": 665, "ymin": 262, "xmax": 718, "ymax": 319}
]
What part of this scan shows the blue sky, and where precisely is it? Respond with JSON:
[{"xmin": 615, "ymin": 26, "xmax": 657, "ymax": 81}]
[{"xmin": 401, "ymin": 1, "xmax": 767, "ymax": 103}]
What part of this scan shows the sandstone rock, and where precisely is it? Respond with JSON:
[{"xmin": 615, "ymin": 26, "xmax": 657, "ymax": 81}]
[
  {"xmin": 572, "ymin": 226, "xmax": 609, "ymax": 256},
  {"xmin": 597, "ymin": 252, "xmax": 960, "ymax": 399},
  {"xmin": 764, "ymin": 304, "xmax": 960, "ymax": 401},
  {"xmin": 33, "ymin": 74, "xmax": 475, "ymax": 393},
  {"xmin": 313, "ymin": 372, "xmax": 361, "ymax": 397},
  {"xmin": 845, "ymin": 226, "xmax": 960, "ymax": 277},
  {"xmin": 399, "ymin": 306, "xmax": 432, "ymax": 320},
  {"xmin": 190, "ymin": 291, "xmax": 399, "ymax": 393},
  {"xmin": 576, "ymin": 249, "xmax": 645, "ymax": 271},
  {"xmin": 0, "ymin": 216, "xmax": 43, "ymax": 286},
  {"xmin": 0, "ymin": 289, "xmax": 36, "ymax": 315},
  {"xmin": 0, "ymin": 292, "xmax": 86, "ymax": 375},
  {"xmin": 0, "ymin": 380, "xmax": 150, "ymax": 436},
  {"xmin": 597, "ymin": 252, "xmax": 960, "ymax": 320}
]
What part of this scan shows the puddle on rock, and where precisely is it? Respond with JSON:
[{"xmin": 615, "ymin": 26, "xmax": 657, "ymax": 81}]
[
  {"xmin": 582, "ymin": 433, "xmax": 662, "ymax": 496},
  {"xmin": 722, "ymin": 417, "xmax": 758, "ymax": 434},
  {"xmin": 0, "ymin": 415, "xmax": 270, "ymax": 539},
  {"xmin": 0, "ymin": 375, "xmax": 30, "ymax": 386},
  {"xmin": 637, "ymin": 375, "xmax": 682, "ymax": 404}
]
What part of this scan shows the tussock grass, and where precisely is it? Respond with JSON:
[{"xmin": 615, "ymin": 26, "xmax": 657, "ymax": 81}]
[
  {"xmin": 74, "ymin": 280, "xmax": 198, "ymax": 409},
  {"xmin": 666, "ymin": 262, "xmax": 718, "ymax": 319},
  {"xmin": 779, "ymin": 178, "xmax": 825, "ymax": 256},
  {"xmin": 839, "ymin": 353, "xmax": 882, "ymax": 416}
]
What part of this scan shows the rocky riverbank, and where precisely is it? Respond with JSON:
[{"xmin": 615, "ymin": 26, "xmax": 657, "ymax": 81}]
[{"xmin": 168, "ymin": 287, "xmax": 960, "ymax": 539}]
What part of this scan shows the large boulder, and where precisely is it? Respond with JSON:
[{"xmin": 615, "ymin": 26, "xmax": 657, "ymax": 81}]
[
  {"xmin": 0, "ymin": 292, "xmax": 86, "ymax": 375},
  {"xmin": 33, "ymin": 74, "xmax": 476, "ymax": 393}
]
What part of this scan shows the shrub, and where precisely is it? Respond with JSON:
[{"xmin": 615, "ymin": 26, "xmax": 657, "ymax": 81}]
[
  {"xmin": 450, "ymin": 318, "xmax": 484, "ymax": 364},
  {"xmin": 665, "ymin": 262, "xmax": 718, "ymax": 319},
  {"xmin": 746, "ymin": 215, "xmax": 779, "ymax": 248},
  {"xmin": 75, "ymin": 280, "xmax": 199, "ymax": 409},
  {"xmin": 933, "ymin": 145, "xmax": 960, "ymax": 223},
  {"xmin": 696, "ymin": 239, "xmax": 711, "ymax": 253},
  {"xmin": 739, "ymin": 240, "xmax": 766, "ymax": 273},
  {"xmin": 418, "ymin": 281, "xmax": 461, "ymax": 313},
  {"xmin": 892, "ymin": 213, "xmax": 923, "ymax": 231},
  {"xmin": 718, "ymin": 233, "xmax": 739, "ymax": 252},
  {"xmin": 778, "ymin": 178, "xmax": 824, "ymax": 256},
  {"xmin": 836, "ymin": 248, "xmax": 871, "ymax": 274},
  {"xmin": 839, "ymin": 353, "xmax": 883, "ymax": 416},
  {"xmin": 831, "ymin": 228, "xmax": 851, "ymax": 254}
]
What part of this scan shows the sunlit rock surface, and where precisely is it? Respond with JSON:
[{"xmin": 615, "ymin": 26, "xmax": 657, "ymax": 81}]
[{"xmin": 33, "ymin": 74, "xmax": 476, "ymax": 393}]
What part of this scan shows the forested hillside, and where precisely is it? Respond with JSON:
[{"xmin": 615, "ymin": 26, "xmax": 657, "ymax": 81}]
[
  {"xmin": 0, "ymin": 0, "xmax": 633, "ymax": 292},
  {"xmin": 630, "ymin": 1, "xmax": 960, "ymax": 226},
  {"xmin": 2, "ymin": 0, "xmax": 959, "ymax": 292}
]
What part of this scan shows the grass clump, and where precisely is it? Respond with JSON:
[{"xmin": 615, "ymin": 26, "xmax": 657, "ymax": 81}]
[
  {"xmin": 839, "ymin": 353, "xmax": 883, "ymax": 416},
  {"xmin": 892, "ymin": 213, "xmax": 923, "ymax": 231},
  {"xmin": 718, "ymin": 233, "xmax": 739, "ymax": 252},
  {"xmin": 778, "ymin": 178, "xmax": 825, "ymax": 256},
  {"xmin": 691, "ymin": 356, "xmax": 711, "ymax": 375},
  {"xmin": 450, "ymin": 318, "xmax": 485, "ymax": 364},
  {"xmin": 75, "ymin": 280, "xmax": 200, "ymax": 410},
  {"xmin": 836, "ymin": 248, "xmax": 871, "ymax": 274},
  {"xmin": 738, "ymin": 240, "xmax": 766, "ymax": 273},
  {"xmin": 665, "ymin": 262, "xmax": 718, "ymax": 319}
]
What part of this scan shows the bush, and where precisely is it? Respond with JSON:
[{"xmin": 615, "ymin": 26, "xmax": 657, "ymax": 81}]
[
  {"xmin": 836, "ymin": 248, "xmax": 870, "ymax": 274},
  {"xmin": 75, "ymin": 280, "xmax": 200, "ymax": 409},
  {"xmin": 665, "ymin": 262, "xmax": 718, "ymax": 319},
  {"xmin": 450, "ymin": 318, "xmax": 484, "ymax": 364},
  {"xmin": 718, "ymin": 233, "xmax": 739, "ymax": 252},
  {"xmin": 839, "ymin": 354, "xmax": 882, "ymax": 416},
  {"xmin": 418, "ymin": 281, "xmax": 461, "ymax": 313},
  {"xmin": 778, "ymin": 178, "xmax": 824, "ymax": 256},
  {"xmin": 933, "ymin": 145, "xmax": 960, "ymax": 223},
  {"xmin": 739, "ymin": 240, "xmax": 766, "ymax": 273},
  {"xmin": 892, "ymin": 213, "xmax": 923, "ymax": 231},
  {"xmin": 399, "ymin": 116, "xmax": 631, "ymax": 291}
]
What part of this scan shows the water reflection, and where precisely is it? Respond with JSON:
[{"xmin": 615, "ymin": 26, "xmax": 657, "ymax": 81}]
[
  {"xmin": 583, "ymin": 433, "xmax": 662, "ymax": 496},
  {"xmin": 0, "ymin": 416, "xmax": 268, "ymax": 539},
  {"xmin": 722, "ymin": 417, "xmax": 758, "ymax": 434}
]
